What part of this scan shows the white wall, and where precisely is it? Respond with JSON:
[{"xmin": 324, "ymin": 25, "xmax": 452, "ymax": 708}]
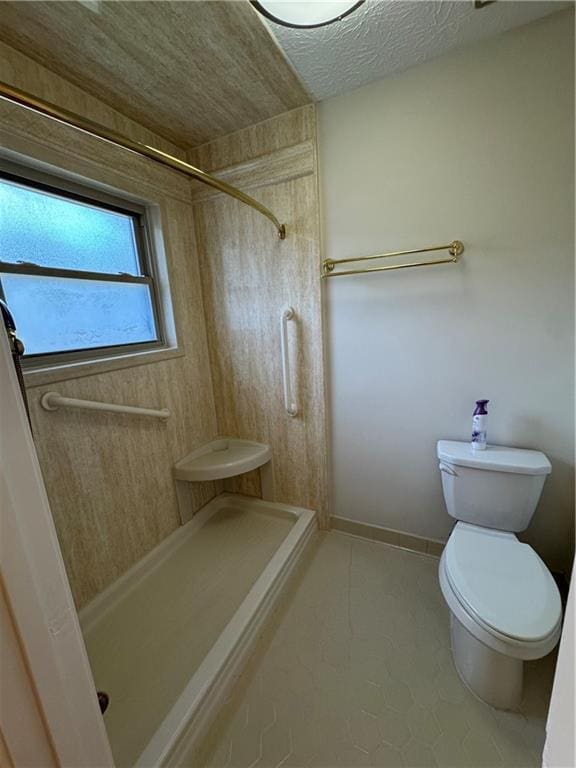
[{"xmin": 319, "ymin": 10, "xmax": 574, "ymax": 572}]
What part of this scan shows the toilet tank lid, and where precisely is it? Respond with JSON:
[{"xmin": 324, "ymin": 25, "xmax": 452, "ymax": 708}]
[{"xmin": 437, "ymin": 441, "xmax": 552, "ymax": 475}]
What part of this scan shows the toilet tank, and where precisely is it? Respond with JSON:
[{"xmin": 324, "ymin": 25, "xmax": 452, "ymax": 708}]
[{"xmin": 437, "ymin": 441, "xmax": 552, "ymax": 532}]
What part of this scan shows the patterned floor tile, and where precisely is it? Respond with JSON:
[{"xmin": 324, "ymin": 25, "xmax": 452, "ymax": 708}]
[
  {"xmin": 463, "ymin": 731, "xmax": 503, "ymax": 768},
  {"xmin": 371, "ymin": 741, "xmax": 405, "ymax": 767},
  {"xmin": 404, "ymin": 707, "xmax": 441, "ymax": 746},
  {"xmin": 191, "ymin": 532, "xmax": 556, "ymax": 768},
  {"xmin": 401, "ymin": 739, "xmax": 438, "ymax": 767},
  {"xmin": 376, "ymin": 705, "xmax": 412, "ymax": 750},
  {"xmin": 348, "ymin": 710, "xmax": 383, "ymax": 753}
]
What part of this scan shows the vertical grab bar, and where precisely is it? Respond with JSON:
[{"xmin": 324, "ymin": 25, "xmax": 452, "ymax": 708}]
[{"xmin": 280, "ymin": 306, "xmax": 298, "ymax": 417}]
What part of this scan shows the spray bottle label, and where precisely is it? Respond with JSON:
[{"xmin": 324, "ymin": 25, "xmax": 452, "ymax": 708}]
[
  {"xmin": 471, "ymin": 415, "xmax": 487, "ymax": 449},
  {"xmin": 471, "ymin": 399, "xmax": 489, "ymax": 451}
]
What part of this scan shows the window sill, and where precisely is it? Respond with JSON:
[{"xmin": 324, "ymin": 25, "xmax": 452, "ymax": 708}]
[{"xmin": 24, "ymin": 345, "xmax": 185, "ymax": 388}]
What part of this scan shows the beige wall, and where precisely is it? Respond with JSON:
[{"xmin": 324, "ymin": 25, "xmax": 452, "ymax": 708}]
[
  {"xmin": 189, "ymin": 107, "xmax": 329, "ymax": 524},
  {"xmin": 319, "ymin": 10, "xmax": 575, "ymax": 571},
  {"xmin": 1, "ymin": 43, "xmax": 219, "ymax": 608}
]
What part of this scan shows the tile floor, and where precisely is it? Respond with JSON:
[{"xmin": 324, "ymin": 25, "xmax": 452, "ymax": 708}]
[{"xmin": 193, "ymin": 531, "xmax": 557, "ymax": 768}]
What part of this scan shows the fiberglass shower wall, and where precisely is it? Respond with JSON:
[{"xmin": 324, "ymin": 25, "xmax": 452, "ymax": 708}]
[
  {"xmin": 189, "ymin": 105, "xmax": 329, "ymax": 525},
  {"xmin": 0, "ymin": 40, "xmax": 219, "ymax": 608}
]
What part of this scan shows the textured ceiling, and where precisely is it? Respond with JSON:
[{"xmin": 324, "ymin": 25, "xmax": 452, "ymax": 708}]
[
  {"xmin": 261, "ymin": 0, "xmax": 571, "ymax": 101},
  {"xmin": 0, "ymin": 1, "xmax": 569, "ymax": 148},
  {"xmin": 0, "ymin": 0, "xmax": 310, "ymax": 148}
]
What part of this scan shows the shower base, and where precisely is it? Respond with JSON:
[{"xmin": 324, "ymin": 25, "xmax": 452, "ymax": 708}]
[{"xmin": 79, "ymin": 493, "xmax": 316, "ymax": 767}]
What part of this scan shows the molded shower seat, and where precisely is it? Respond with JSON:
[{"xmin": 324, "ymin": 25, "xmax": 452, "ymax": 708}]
[
  {"xmin": 174, "ymin": 438, "xmax": 275, "ymax": 522},
  {"xmin": 174, "ymin": 438, "xmax": 271, "ymax": 481}
]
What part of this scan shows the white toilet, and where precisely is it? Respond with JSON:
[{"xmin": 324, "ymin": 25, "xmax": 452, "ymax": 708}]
[{"xmin": 437, "ymin": 440, "xmax": 562, "ymax": 710}]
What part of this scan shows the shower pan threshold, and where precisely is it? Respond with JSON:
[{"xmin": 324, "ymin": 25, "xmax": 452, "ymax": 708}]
[{"xmin": 79, "ymin": 493, "xmax": 316, "ymax": 768}]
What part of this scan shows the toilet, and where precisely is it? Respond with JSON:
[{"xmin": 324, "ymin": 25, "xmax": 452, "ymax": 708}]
[{"xmin": 437, "ymin": 440, "xmax": 562, "ymax": 710}]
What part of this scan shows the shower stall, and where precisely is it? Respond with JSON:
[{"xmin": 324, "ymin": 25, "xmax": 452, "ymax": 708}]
[{"xmin": 1, "ymin": 65, "xmax": 327, "ymax": 767}]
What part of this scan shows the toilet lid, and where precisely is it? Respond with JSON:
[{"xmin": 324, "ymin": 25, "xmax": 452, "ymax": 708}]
[{"xmin": 445, "ymin": 524, "xmax": 562, "ymax": 642}]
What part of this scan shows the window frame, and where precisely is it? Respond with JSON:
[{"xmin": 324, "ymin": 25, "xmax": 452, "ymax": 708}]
[{"xmin": 0, "ymin": 162, "xmax": 167, "ymax": 368}]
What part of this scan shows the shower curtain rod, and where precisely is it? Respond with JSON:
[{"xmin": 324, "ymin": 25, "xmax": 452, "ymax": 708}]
[
  {"xmin": 0, "ymin": 81, "xmax": 287, "ymax": 240},
  {"xmin": 322, "ymin": 240, "xmax": 464, "ymax": 278}
]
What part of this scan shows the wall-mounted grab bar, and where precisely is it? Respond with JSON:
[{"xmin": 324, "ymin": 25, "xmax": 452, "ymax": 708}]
[
  {"xmin": 0, "ymin": 81, "xmax": 286, "ymax": 240},
  {"xmin": 280, "ymin": 307, "xmax": 298, "ymax": 417},
  {"xmin": 322, "ymin": 240, "xmax": 464, "ymax": 278},
  {"xmin": 40, "ymin": 391, "xmax": 170, "ymax": 420}
]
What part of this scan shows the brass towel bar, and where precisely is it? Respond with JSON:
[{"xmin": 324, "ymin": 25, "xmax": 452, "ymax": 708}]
[
  {"xmin": 0, "ymin": 81, "xmax": 287, "ymax": 240},
  {"xmin": 322, "ymin": 240, "xmax": 464, "ymax": 278}
]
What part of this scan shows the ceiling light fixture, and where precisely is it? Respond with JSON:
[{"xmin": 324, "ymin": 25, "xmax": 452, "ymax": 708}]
[{"xmin": 250, "ymin": 0, "xmax": 366, "ymax": 29}]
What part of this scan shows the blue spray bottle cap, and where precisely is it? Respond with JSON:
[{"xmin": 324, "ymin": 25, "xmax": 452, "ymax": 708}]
[{"xmin": 473, "ymin": 399, "xmax": 489, "ymax": 415}]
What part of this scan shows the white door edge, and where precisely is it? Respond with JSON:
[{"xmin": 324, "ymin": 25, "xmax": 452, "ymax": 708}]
[{"xmin": 0, "ymin": 330, "xmax": 114, "ymax": 766}]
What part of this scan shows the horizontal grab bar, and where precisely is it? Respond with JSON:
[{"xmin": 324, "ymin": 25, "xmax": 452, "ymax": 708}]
[{"xmin": 40, "ymin": 391, "xmax": 170, "ymax": 420}]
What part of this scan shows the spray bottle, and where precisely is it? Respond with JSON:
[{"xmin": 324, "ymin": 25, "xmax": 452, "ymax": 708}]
[{"xmin": 471, "ymin": 399, "xmax": 489, "ymax": 451}]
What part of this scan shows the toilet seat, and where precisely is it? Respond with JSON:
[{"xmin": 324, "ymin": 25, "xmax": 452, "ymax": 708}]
[{"xmin": 442, "ymin": 523, "xmax": 562, "ymax": 655}]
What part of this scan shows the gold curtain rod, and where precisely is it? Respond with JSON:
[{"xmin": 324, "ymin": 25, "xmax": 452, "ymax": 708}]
[
  {"xmin": 0, "ymin": 81, "xmax": 287, "ymax": 240},
  {"xmin": 322, "ymin": 240, "xmax": 464, "ymax": 278}
]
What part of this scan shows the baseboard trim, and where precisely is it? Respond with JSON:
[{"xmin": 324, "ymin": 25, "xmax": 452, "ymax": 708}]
[{"xmin": 330, "ymin": 515, "xmax": 445, "ymax": 558}]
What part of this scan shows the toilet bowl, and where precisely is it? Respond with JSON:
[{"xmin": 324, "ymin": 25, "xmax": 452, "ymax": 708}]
[
  {"xmin": 439, "ymin": 522, "xmax": 562, "ymax": 709},
  {"xmin": 436, "ymin": 440, "xmax": 562, "ymax": 710}
]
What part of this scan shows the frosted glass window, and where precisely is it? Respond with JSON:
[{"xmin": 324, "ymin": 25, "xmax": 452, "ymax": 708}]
[
  {"xmin": 2, "ymin": 275, "xmax": 156, "ymax": 354},
  {"xmin": 0, "ymin": 169, "xmax": 163, "ymax": 361},
  {"xmin": 0, "ymin": 179, "xmax": 140, "ymax": 274}
]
